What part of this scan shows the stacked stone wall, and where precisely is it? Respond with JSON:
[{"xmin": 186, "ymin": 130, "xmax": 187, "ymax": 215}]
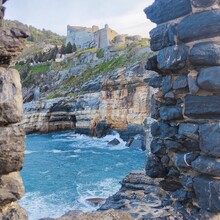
[
  {"xmin": 0, "ymin": 2, "xmax": 28, "ymax": 219},
  {"xmin": 145, "ymin": 0, "xmax": 220, "ymax": 218}
]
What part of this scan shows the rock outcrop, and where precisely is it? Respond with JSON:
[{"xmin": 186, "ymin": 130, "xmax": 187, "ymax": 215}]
[
  {"xmin": 0, "ymin": 2, "xmax": 28, "ymax": 219},
  {"xmin": 144, "ymin": 0, "xmax": 220, "ymax": 219},
  {"xmin": 21, "ymin": 63, "xmax": 155, "ymax": 143}
]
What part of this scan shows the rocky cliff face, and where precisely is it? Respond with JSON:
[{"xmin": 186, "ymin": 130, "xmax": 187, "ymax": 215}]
[
  {"xmin": 0, "ymin": 2, "xmax": 28, "ymax": 219},
  {"xmin": 21, "ymin": 62, "xmax": 155, "ymax": 144}
]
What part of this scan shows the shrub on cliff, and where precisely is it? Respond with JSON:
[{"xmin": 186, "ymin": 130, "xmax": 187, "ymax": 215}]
[{"xmin": 96, "ymin": 48, "xmax": 104, "ymax": 58}]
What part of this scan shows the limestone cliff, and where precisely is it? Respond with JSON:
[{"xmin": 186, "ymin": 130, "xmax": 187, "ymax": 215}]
[{"xmin": 21, "ymin": 62, "xmax": 155, "ymax": 143}]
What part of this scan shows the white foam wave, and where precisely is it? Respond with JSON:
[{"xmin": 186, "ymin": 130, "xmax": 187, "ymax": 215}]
[
  {"xmin": 76, "ymin": 178, "xmax": 120, "ymax": 211},
  {"xmin": 67, "ymin": 155, "xmax": 79, "ymax": 158},
  {"xmin": 25, "ymin": 150, "xmax": 37, "ymax": 155},
  {"xmin": 69, "ymin": 132, "xmax": 127, "ymax": 151},
  {"xmin": 19, "ymin": 192, "xmax": 74, "ymax": 220}
]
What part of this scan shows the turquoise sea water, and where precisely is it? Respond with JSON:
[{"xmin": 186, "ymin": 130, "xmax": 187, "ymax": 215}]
[{"xmin": 19, "ymin": 131, "xmax": 146, "ymax": 220}]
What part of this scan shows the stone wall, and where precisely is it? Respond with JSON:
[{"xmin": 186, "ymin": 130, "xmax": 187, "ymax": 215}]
[
  {"xmin": 145, "ymin": 0, "xmax": 220, "ymax": 218},
  {"xmin": 0, "ymin": 2, "xmax": 28, "ymax": 219}
]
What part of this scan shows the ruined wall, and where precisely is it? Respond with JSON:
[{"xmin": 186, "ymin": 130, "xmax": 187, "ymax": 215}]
[
  {"xmin": 0, "ymin": 2, "xmax": 28, "ymax": 219},
  {"xmin": 66, "ymin": 25, "xmax": 118, "ymax": 49},
  {"xmin": 145, "ymin": 0, "xmax": 220, "ymax": 218}
]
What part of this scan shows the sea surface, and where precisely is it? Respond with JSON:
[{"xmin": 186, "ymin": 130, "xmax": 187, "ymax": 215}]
[{"xmin": 19, "ymin": 131, "xmax": 146, "ymax": 220}]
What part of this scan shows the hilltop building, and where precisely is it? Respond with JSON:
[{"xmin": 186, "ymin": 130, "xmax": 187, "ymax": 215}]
[{"xmin": 66, "ymin": 24, "xmax": 118, "ymax": 49}]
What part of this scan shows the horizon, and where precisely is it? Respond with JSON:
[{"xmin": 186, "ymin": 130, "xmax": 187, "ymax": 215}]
[{"xmin": 4, "ymin": 0, "xmax": 155, "ymax": 37}]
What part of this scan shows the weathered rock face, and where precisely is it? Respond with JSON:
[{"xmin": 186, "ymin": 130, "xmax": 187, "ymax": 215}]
[
  {"xmin": 0, "ymin": 3, "xmax": 28, "ymax": 218},
  {"xmin": 145, "ymin": 0, "xmax": 220, "ymax": 217},
  {"xmin": 22, "ymin": 64, "xmax": 154, "ymax": 141}
]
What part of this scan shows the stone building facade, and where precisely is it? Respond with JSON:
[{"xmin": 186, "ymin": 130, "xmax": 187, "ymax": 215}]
[
  {"xmin": 66, "ymin": 24, "xmax": 118, "ymax": 49},
  {"xmin": 145, "ymin": 0, "xmax": 220, "ymax": 218}
]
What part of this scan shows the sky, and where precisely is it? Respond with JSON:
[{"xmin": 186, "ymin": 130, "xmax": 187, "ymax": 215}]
[{"xmin": 4, "ymin": 0, "xmax": 155, "ymax": 37}]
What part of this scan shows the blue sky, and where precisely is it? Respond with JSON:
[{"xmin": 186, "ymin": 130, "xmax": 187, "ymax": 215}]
[{"xmin": 4, "ymin": 0, "xmax": 155, "ymax": 37}]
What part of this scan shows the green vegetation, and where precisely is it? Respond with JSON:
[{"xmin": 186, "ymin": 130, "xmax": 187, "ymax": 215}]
[
  {"xmin": 96, "ymin": 48, "xmax": 104, "ymax": 58},
  {"xmin": 29, "ymin": 63, "xmax": 51, "ymax": 75},
  {"xmin": 63, "ymin": 55, "xmax": 127, "ymax": 89},
  {"xmin": 3, "ymin": 20, "xmax": 65, "ymax": 45}
]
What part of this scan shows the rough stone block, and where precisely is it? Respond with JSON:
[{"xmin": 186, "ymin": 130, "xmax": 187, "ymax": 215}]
[
  {"xmin": 178, "ymin": 10, "xmax": 220, "ymax": 42},
  {"xmin": 150, "ymin": 23, "xmax": 177, "ymax": 51},
  {"xmin": 185, "ymin": 95, "xmax": 220, "ymax": 119},
  {"xmin": 151, "ymin": 121, "xmax": 177, "ymax": 138},
  {"xmin": 174, "ymin": 152, "xmax": 199, "ymax": 168},
  {"xmin": 150, "ymin": 139, "xmax": 166, "ymax": 155},
  {"xmin": 145, "ymin": 55, "xmax": 162, "ymax": 73},
  {"xmin": 188, "ymin": 75, "xmax": 199, "ymax": 94},
  {"xmin": 197, "ymin": 66, "xmax": 220, "ymax": 92},
  {"xmin": 179, "ymin": 123, "xmax": 199, "ymax": 140},
  {"xmin": 151, "ymin": 96, "xmax": 160, "ymax": 119},
  {"xmin": 192, "ymin": 156, "xmax": 220, "ymax": 177},
  {"xmin": 189, "ymin": 42, "xmax": 220, "ymax": 66},
  {"xmin": 165, "ymin": 140, "xmax": 182, "ymax": 151},
  {"xmin": 193, "ymin": 176, "xmax": 220, "ymax": 212},
  {"xmin": 148, "ymin": 76, "xmax": 162, "ymax": 88},
  {"xmin": 173, "ymin": 73, "xmax": 188, "ymax": 90},
  {"xmin": 0, "ymin": 125, "xmax": 25, "ymax": 175},
  {"xmin": 182, "ymin": 139, "xmax": 200, "ymax": 151},
  {"xmin": 144, "ymin": 0, "xmax": 192, "ymax": 24},
  {"xmin": 157, "ymin": 45, "xmax": 188, "ymax": 70},
  {"xmin": 0, "ymin": 172, "xmax": 24, "ymax": 206},
  {"xmin": 0, "ymin": 68, "xmax": 23, "ymax": 125},
  {"xmin": 191, "ymin": 0, "xmax": 217, "ymax": 7},
  {"xmin": 199, "ymin": 123, "xmax": 220, "ymax": 157},
  {"xmin": 160, "ymin": 106, "xmax": 183, "ymax": 121},
  {"xmin": 145, "ymin": 156, "xmax": 168, "ymax": 178},
  {"xmin": 162, "ymin": 75, "xmax": 172, "ymax": 94}
]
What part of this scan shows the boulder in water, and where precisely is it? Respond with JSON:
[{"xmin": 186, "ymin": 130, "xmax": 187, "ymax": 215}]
[
  {"xmin": 108, "ymin": 138, "xmax": 120, "ymax": 146},
  {"xmin": 86, "ymin": 198, "xmax": 106, "ymax": 206}
]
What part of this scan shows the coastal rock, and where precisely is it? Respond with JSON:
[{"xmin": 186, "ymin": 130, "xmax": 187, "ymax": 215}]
[
  {"xmin": 128, "ymin": 134, "xmax": 145, "ymax": 151},
  {"xmin": 0, "ymin": 125, "xmax": 25, "ymax": 175},
  {"xmin": 108, "ymin": 138, "xmax": 120, "ymax": 146},
  {"xmin": 93, "ymin": 120, "xmax": 110, "ymax": 138},
  {"xmin": 144, "ymin": 0, "xmax": 192, "ymax": 24},
  {"xmin": 0, "ymin": 29, "xmax": 28, "ymax": 66},
  {"xmin": 0, "ymin": 202, "xmax": 28, "ymax": 220},
  {"xmin": 197, "ymin": 67, "xmax": 220, "ymax": 92},
  {"xmin": 0, "ymin": 172, "xmax": 24, "ymax": 206},
  {"xmin": 0, "ymin": 68, "xmax": 23, "ymax": 125},
  {"xmin": 178, "ymin": 10, "xmax": 220, "ymax": 42}
]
